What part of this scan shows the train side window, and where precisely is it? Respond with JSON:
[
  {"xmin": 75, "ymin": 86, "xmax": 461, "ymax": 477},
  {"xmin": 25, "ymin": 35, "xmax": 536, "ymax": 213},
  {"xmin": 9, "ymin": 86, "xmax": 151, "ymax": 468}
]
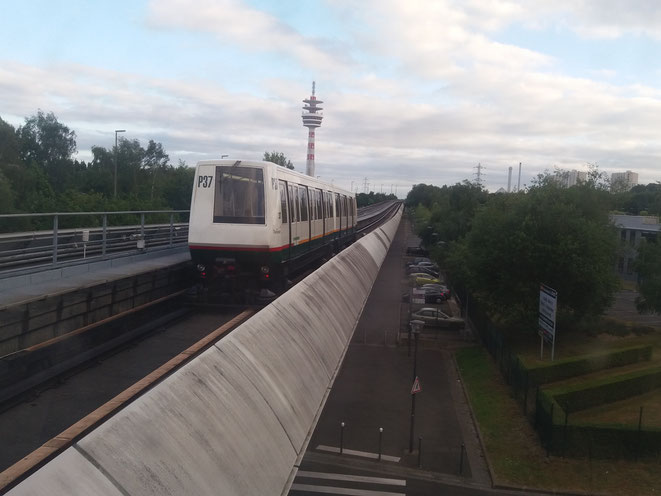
[
  {"xmin": 300, "ymin": 186, "xmax": 309, "ymax": 222},
  {"xmin": 279, "ymin": 180, "xmax": 288, "ymax": 223},
  {"xmin": 335, "ymin": 194, "xmax": 340, "ymax": 218}
]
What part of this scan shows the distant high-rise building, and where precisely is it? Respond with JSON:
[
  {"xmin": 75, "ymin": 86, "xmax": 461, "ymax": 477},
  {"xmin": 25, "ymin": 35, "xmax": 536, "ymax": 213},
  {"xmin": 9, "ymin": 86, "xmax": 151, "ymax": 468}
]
[
  {"xmin": 551, "ymin": 169, "xmax": 586, "ymax": 188},
  {"xmin": 611, "ymin": 170, "xmax": 639, "ymax": 193},
  {"xmin": 302, "ymin": 81, "xmax": 323, "ymax": 177}
]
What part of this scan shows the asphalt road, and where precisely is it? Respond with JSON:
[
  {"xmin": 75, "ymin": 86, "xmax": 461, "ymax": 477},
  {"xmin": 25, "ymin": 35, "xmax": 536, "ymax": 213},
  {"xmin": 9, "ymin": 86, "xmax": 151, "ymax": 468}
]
[{"xmin": 287, "ymin": 218, "xmax": 553, "ymax": 496}]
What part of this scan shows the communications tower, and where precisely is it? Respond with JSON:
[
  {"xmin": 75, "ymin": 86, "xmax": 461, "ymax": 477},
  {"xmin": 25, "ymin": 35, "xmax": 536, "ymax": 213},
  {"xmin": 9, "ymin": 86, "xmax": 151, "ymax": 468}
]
[{"xmin": 302, "ymin": 81, "xmax": 323, "ymax": 177}]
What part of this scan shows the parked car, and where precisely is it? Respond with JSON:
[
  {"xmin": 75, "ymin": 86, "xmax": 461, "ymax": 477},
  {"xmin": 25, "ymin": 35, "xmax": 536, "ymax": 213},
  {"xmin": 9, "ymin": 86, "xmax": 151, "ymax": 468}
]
[
  {"xmin": 408, "ymin": 257, "xmax": 432, "ymax": 266},
  {"xmin": 421, "ymin": 284, "xmax": 450, "ymax": 298},
  {"xmin": 407, "ymin": 265, "xmax": 439, "ymax": 278},
  {"xmin": 422, "ymin": 286, "xmax": 450, "ymax": 302},
  {"xmin": 406, "ymin": 246, "xmax": 429, "ymax": 256},
  {"xmin": 411, "ymin": 308, "xmax": 464, "ymax": 329},
  {"xmin": 424, "ymin": 290, "xmax": 447, "ymax": 304},
  {"xmin": 410, "ymin": 273, "xmax": 441, "ymax": 286},
  {"xmin": 414, "ymin": 261, "xmax": 439, "ymax": 271}
]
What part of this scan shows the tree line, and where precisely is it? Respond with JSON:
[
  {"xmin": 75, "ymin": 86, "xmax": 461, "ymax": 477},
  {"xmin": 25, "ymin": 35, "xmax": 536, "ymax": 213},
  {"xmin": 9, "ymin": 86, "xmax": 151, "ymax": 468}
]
[
  {"xmin": 0, "ymin": 111, "xmax": 194, "ymax": 230},
  {"xmin": 405, "ymin": 169, "xmax": 661, "ymax": 327}
]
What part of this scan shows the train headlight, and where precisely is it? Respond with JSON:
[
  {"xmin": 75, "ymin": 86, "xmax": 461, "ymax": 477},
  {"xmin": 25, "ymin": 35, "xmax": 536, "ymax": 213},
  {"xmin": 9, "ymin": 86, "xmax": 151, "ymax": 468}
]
[
  {"xmin": 260, "ymin": 265, "xmax": 270, "ymax": 274},
  {"xmin": 196, "ymin": 264, "xmax": 206, "ymax": 272}
]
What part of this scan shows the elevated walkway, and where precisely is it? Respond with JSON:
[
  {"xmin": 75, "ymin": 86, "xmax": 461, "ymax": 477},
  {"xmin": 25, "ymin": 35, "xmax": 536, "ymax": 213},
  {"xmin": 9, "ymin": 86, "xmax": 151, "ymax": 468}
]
[{"xmin": 0, "ymin": 248, "xmax": 191, "ymax": 357}]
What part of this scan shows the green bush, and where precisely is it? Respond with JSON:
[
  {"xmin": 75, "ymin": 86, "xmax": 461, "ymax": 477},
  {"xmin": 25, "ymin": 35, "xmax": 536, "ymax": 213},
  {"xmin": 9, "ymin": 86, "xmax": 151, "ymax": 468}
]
[
  {"xmin": 549, "ymin": 366, "xmax": 661, "ymax": 413},
  {"xmin": 527, "ymin": 345, "xmax": 652, "ymax": 384}
]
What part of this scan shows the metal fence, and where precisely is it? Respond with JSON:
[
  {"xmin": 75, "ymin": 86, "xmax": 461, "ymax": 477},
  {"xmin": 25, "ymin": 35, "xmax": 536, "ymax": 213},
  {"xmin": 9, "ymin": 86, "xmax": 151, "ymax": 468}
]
[
  {"xmin": 0, "ymin": 210, "xmax": 190, "ymax": 274},
  {"xmin": 453, "ymin": 282, "xmax": 660, "ymax": 461}
]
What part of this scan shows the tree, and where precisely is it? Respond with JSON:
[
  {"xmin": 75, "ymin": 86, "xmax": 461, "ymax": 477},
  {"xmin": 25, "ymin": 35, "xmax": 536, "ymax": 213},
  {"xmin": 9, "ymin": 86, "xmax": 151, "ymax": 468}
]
[
  {"xmin": 142, "ymin": 140, "xmax": 170, "ymax": 200},
  {"xmin": 0, "ymin": 117, "xmax": 20, "ymax": 168},
  {"xmin": 263, "ymin": 151, "xmax": 294, "ymax": 170},
  {"xmin": 634, "ymin": 238, "xmax": 661, "ymax": 314},
  {"xmin": 450, "ymin": 181, "xmax": 619, "ymax": 328},
  {"xmin": 16, "ymin": 110, "xmax": 77, "ymax": 192}
]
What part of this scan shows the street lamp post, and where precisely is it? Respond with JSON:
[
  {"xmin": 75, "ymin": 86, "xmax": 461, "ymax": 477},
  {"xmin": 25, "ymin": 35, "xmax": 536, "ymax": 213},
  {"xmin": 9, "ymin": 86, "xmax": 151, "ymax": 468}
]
[
  {"xmin": 114, "ymin": 129, "xmax": 126, "ymax": 199},
  {"xmin": 409, "ymin": 319, "xmax": 424, "ymax": 453}
]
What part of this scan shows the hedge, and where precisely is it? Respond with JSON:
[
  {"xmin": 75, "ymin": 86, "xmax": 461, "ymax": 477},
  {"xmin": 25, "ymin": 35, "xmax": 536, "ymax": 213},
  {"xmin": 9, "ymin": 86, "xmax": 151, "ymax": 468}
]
[
  {"xmin": 547, "ymin": 365, "xmax": 661, "ymax": 414},
  {"xmin": 526, "ymin": 345, "xmax": 652, "ymax": 385}
]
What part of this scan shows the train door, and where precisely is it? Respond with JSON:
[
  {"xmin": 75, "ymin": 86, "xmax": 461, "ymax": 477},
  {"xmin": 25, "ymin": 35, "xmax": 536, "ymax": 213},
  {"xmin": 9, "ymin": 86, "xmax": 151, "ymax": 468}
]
[
  {"xmin": 299, "ymin": 185, "xmax": 310, "ymax": 251},
  {"xmin": 324, "ymin": 191, "xmax": 332, "ymax": 239},
  {"xmin": 279, "ymin": 180, "xmax": 290, "ymax": 261},
  {"xmin": 311, "ymin": 188, "xmax": 323, "ymax": 249},
  {"xmin": 288, "ymin": 183, "xmax": 300, "ymax": 248},
  {"xmin": 335, "ymin": 193, "xmax": 342, "ymax": 238}
]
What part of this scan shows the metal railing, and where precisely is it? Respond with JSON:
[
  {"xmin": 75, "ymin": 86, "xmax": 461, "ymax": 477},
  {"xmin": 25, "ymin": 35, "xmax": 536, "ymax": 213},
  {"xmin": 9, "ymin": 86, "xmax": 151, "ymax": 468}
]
[{"xmin": 0, "ymin": 210, "xmax": 190, "ymax": 274}]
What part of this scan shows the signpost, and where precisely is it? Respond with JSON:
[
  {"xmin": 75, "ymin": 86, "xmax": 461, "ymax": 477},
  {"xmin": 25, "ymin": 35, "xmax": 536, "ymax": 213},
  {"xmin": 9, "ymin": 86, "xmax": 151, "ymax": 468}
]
[
  {"xmin": 411, "ymin": 376, "xmax": 422, "ymax": 395},
  {"xmin": 538, "ymin": 284, "xmax": 558, "ymax": 361}
]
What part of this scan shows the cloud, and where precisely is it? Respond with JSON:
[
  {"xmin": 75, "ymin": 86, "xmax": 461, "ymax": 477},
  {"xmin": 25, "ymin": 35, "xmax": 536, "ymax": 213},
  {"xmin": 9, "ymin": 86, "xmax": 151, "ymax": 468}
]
[
  {"xmin": 3, "ymin": 0, "xmax": 661, "ymax": 194},
  {"xmin": 146, "ymin": 0, "xmax": 354, "ymax": 75}
]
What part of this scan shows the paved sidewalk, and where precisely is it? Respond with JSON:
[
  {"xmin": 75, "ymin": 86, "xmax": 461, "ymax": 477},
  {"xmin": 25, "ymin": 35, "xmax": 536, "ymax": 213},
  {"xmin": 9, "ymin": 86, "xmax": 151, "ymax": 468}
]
[{"xmin": 299, "ymin": 217, "xmax": 491, "ymax": 488}]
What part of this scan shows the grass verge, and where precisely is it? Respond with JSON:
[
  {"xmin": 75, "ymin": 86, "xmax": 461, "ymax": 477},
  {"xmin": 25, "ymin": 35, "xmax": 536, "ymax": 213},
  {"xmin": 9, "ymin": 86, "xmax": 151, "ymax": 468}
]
[{"xmin": 455, "ymin": 346, "xmax": 661, "ymax": 495}]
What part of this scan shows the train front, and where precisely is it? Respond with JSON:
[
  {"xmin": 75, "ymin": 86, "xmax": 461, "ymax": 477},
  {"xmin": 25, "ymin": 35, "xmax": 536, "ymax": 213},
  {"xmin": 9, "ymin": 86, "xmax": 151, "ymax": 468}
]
[{"xmin": 188, "ymin": 160, "xmax": 277, "ymax": 297}]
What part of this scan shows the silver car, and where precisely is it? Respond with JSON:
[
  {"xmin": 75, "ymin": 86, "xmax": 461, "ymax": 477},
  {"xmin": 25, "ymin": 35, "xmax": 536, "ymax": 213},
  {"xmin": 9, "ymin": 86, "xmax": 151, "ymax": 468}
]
[{"xmin": 411, "ymin": 307, "xmax": 464, "ymax": 329}]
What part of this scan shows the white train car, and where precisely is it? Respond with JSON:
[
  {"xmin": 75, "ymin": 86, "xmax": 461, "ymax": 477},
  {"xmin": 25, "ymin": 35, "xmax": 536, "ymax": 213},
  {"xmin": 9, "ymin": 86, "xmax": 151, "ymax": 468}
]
[{"xmin": 188, "ymin": 159, "xmax": 357, "ymax": 291}]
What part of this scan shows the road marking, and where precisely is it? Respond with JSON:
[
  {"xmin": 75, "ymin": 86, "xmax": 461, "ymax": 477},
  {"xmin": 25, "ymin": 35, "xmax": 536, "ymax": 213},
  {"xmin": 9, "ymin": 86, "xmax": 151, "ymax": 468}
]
[
  {"xmin": 315, "ymin": 445, "xmax": 401, "ymax": 463},
  {"xmin": 290, "ymin": 484, "xmax": 404, "ymax": 496},
  {"xmin": 296, "ymin": 471, "xmax": 406, "ymax": 486}
]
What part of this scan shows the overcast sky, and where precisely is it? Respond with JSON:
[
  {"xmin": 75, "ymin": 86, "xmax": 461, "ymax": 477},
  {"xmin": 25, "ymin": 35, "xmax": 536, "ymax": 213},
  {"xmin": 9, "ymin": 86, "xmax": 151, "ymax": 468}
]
[{"xmin": 2, "ymin": 0, "xmax": 661, "ymax": 196}]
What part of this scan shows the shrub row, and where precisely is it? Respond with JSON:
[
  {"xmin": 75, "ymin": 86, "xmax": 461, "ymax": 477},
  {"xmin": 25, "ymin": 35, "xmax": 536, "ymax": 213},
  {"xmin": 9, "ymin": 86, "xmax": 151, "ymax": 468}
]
[
  {"xmin": 548, "ymin": 365, "xmax": 661, "ymax": 414},
  {"xmin": 526, "ymin": 345, "xmax": 652, "ymax": 385}
]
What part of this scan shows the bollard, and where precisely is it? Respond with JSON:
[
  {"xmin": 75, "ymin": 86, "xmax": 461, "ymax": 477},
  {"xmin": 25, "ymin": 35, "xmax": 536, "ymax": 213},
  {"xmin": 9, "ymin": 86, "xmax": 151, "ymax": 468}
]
[
  {"xmin": 340, "ymin": 422, "xmax": 345, "ymax": 455},
  {"xmin": 417, "ymin": 437, "xmax": 422, "ymax": 468},
  {"xmin": 378, "ymin": 428, "xmax": 383, "ymax": 461},
  {"xmin": 459, "ymin": 443, "xmax": 465, "ymax": 475}
]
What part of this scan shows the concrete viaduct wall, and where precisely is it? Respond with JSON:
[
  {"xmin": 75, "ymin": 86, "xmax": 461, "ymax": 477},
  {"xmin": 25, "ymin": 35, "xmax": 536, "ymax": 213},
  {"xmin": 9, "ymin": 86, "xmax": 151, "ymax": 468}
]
[{"xmin": 7, "ymin": 208, "xmax": 402, "ymax": 496}]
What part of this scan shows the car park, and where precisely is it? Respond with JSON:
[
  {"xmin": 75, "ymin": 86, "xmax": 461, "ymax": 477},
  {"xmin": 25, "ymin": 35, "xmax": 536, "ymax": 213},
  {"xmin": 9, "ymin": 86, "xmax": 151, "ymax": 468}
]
[{"xmin": 411, "ymin": 307, "xmax": 464, "ymax": 329}]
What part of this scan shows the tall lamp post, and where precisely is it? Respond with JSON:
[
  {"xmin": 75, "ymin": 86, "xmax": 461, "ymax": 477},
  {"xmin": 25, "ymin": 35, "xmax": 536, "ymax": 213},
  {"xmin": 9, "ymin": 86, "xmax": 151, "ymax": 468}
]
[
  {"xmin": 114, "ymin": 129, "xmax": 126, "ymax": 199},
  {"xmin": 409, "ymin": 319, "xmax": 424, "ymax": 453}
]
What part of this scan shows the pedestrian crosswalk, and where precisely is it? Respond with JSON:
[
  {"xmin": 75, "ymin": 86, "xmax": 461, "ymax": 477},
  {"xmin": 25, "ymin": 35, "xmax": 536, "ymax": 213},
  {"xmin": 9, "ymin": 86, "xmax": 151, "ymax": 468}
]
[{"xmin": 289, "ymin": 470, "xmax": 407, "ymax": 496}]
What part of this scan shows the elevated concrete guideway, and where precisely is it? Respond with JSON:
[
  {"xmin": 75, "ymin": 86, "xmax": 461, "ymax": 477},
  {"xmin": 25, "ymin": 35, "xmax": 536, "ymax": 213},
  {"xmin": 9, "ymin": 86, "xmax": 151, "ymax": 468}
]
[{"xmin": 5, "ymin": 208, "xmax": 403, "ymax": 495}]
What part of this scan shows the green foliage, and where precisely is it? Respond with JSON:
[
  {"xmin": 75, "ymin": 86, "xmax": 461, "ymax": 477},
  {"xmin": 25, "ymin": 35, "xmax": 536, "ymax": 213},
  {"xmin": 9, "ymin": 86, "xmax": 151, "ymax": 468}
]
[
  {"xmin": 355, "ymin": 191, "xmax": 397, "ymax": 207},
  {"xmin": 407, "ymin": 181, "xmax": 488, "ymax": 252},
  {"xmin": 452, "ymin": 181, "xmax": 619, "ymax": 326},
  {"xmin": 0, "ymin": 117, "xmax": 21, "ymax": 167},
  {"xmin": 635, "ymin": 238, "xmax": 661, "ymax": 314},
  {"xmin": 263, "ymin": 151, "xmax": 294, "ymax": 169},
  {"xmin": 526, "ymin": 345, "xmax": 653, "ymax": 385},
  {"xmin": 542, "ymin": 365, "xmax": 661, "ymax": 415},
  {"xmin": 17, "ymin": 110, "xmax": 77, "ymax": 168},
  {"xmin": 0, "ymin": 111, "xmax": 195, "ymax": 222}
]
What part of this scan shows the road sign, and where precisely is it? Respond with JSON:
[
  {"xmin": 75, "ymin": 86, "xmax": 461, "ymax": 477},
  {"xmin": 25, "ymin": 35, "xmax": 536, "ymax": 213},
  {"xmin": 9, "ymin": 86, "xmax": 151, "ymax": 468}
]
[
  {"xmin": 538, "ymin": 284, "xmax": 557, "ymax": 344},
  {"xmin": 411, "ymin": 376, "xmax": 422, "ymax": 395},
  {"xmin": 538, "ymin": 283, "xmax": 558, "ymax": 361}
]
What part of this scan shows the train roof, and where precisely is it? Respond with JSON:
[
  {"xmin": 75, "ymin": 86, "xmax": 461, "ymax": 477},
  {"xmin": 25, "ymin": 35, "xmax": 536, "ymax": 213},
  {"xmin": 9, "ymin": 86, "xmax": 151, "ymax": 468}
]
[{"xmin": 195, "ymin": 159, "xmax": 355, "ymax": 197}]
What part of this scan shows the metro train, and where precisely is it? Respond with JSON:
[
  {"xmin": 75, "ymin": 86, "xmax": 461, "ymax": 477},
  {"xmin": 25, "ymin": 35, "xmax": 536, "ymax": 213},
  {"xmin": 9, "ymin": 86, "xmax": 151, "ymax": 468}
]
[{"xmin": 188, "ymin": 159, "xmax": 357, "ymax": 295}]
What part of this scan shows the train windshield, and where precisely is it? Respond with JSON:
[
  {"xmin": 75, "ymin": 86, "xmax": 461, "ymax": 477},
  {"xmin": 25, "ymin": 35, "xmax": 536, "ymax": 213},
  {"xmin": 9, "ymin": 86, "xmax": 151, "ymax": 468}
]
[{"xmin": 213, "ymin": 166, "xmax": 265, "ymax": 224}]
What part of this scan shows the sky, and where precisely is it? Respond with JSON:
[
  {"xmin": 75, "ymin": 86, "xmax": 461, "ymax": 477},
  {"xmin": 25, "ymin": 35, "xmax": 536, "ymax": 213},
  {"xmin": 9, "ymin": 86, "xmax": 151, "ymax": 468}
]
[{"xmin": 2, "ymin": 0, "xmax": 661, "ymax": 196}]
